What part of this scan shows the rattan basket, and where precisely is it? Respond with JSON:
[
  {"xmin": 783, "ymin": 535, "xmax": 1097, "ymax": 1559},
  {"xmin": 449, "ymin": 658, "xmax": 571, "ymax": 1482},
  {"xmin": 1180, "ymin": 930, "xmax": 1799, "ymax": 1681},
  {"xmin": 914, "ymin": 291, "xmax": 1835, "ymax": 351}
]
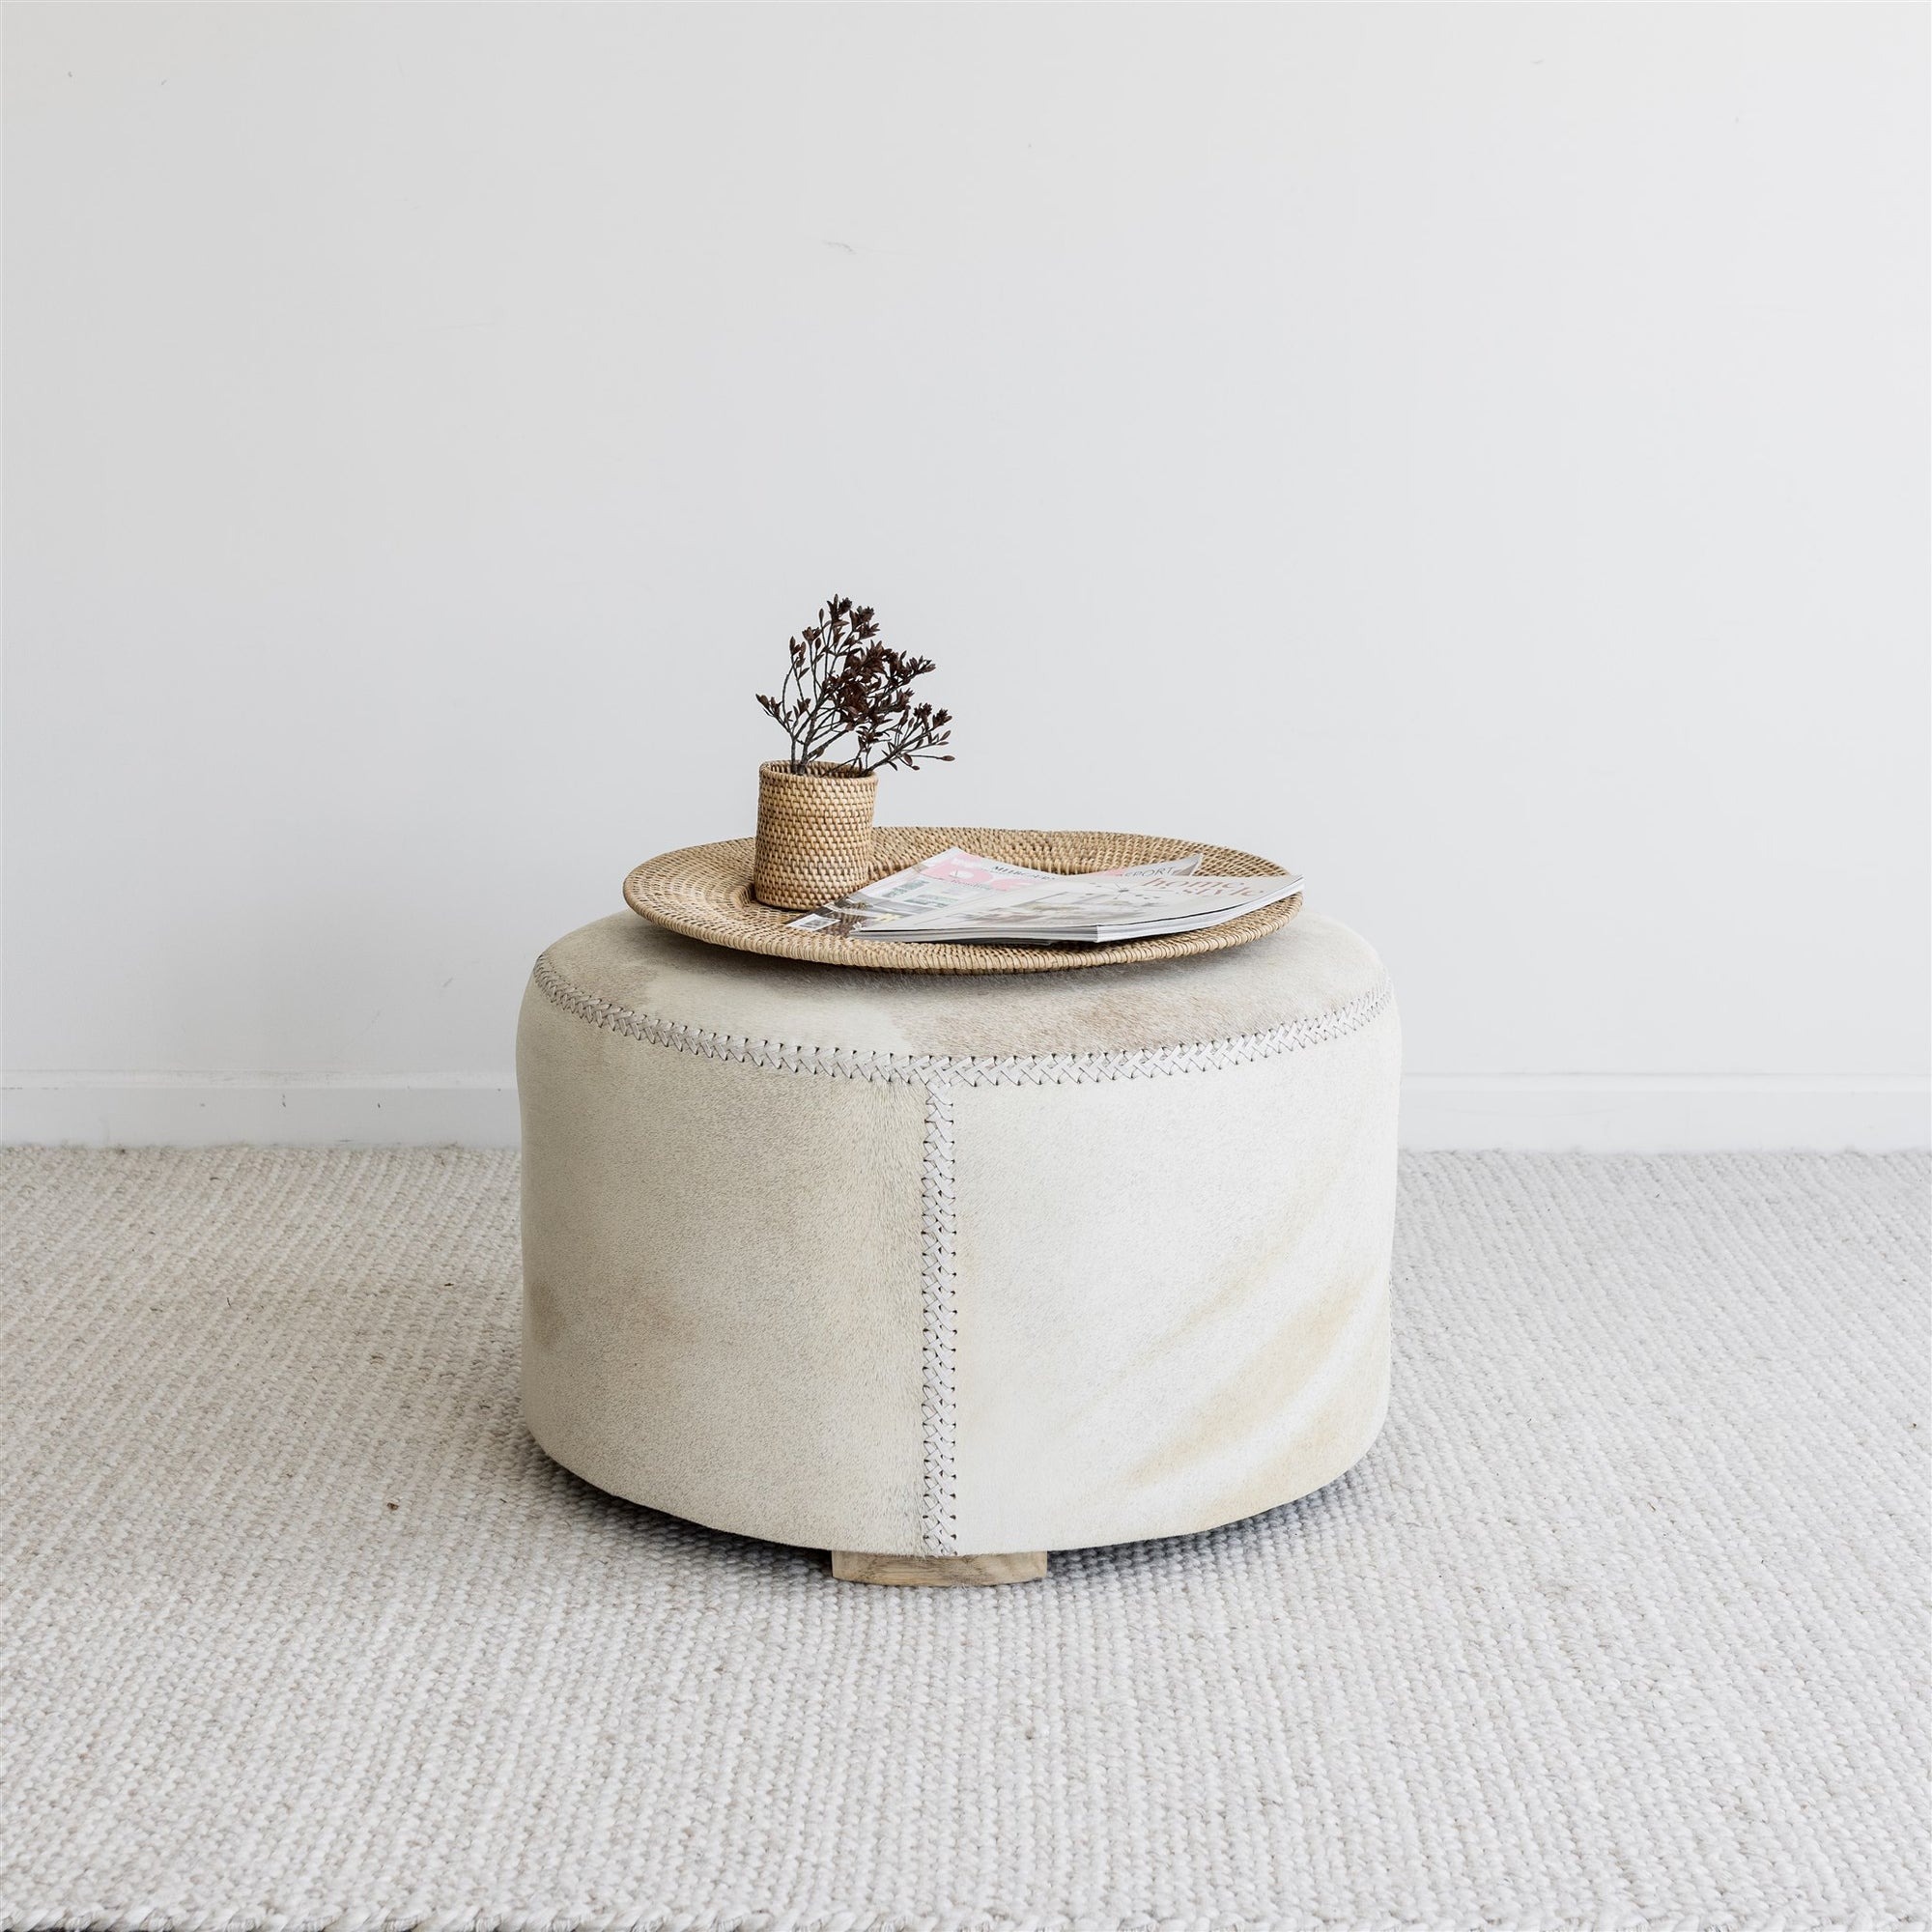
[
  {"xmin": 751, "ymin": 762, "xmax": 878, "ymax": 909},
  {"xmin": 624, "ymin": 827, "xmax": 1301, "ymax": 974}
]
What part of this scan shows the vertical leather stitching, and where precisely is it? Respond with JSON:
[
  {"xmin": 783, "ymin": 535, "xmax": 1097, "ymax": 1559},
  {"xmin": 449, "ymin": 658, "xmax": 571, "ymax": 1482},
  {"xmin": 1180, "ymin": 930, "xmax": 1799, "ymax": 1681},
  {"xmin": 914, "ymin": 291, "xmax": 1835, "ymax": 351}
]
[{"xmin": 917, "ymin": 1081, "xmax": 959, "ymax": 1556}]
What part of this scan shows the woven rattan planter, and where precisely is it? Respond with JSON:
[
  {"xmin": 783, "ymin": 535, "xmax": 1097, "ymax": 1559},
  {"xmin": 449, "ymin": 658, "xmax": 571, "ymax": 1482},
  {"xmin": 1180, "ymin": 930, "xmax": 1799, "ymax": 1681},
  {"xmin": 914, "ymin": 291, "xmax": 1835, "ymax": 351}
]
[{"xmin": 752, "ymin": 762, "xmax": 878, "ymax": 909}]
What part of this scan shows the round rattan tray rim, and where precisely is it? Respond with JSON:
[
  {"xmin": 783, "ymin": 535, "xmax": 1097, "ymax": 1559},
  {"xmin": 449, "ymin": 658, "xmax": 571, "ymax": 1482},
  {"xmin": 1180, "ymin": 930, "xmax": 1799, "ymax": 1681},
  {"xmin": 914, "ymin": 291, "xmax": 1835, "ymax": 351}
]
[{"xmin": 621, "ymin": 826, "xmax": 1301, "ymax": 975}]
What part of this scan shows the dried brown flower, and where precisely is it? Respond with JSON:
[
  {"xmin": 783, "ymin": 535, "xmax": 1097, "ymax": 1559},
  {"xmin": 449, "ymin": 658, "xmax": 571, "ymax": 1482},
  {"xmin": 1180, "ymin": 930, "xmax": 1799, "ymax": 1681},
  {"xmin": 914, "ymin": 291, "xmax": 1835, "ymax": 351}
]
[{"xmin": 756, "ymin": 595, "xmax": 955, "ymax": 776}]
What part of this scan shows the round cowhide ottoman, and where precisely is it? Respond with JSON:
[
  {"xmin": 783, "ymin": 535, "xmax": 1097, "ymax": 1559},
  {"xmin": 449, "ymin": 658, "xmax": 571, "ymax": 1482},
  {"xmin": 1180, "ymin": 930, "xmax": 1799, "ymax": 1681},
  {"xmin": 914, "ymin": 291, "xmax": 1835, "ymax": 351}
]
[{"xmin": 516, "ymin": 910, "xmax": 1400, "ymax": 1584}]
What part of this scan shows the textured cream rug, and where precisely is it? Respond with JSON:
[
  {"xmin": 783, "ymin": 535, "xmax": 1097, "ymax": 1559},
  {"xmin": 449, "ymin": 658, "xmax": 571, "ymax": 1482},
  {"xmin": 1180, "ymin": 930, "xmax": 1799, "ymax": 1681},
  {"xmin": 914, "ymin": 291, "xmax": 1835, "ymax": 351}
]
[{"xmin": 1, "ymin": 1149, "xmax": 1923, "ymax": 1931}]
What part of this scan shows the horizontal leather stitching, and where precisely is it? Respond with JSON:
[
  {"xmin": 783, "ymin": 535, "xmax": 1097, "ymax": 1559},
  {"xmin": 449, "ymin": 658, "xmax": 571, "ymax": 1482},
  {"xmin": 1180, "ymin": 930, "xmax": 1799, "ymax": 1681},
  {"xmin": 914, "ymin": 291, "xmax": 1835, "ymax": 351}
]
[{"xmin": 529, "ymin": 954, "xmax": 1394, "ymax": 1086}]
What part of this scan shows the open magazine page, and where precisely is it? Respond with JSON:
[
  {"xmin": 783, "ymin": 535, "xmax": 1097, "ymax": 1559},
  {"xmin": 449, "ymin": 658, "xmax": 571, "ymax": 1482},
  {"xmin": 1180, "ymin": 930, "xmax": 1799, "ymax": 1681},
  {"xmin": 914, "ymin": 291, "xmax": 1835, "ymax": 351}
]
[
  {"xmin": 901, "ymin": 869, "xmax": 1301, "ymax": 944},
  {"xmin": 786, "ymin": 847, "xmax": 1203, "ymax": 938},
  {"xmin": 787, "ymin": 846, "xmax": 1300, "ymax": 945}
]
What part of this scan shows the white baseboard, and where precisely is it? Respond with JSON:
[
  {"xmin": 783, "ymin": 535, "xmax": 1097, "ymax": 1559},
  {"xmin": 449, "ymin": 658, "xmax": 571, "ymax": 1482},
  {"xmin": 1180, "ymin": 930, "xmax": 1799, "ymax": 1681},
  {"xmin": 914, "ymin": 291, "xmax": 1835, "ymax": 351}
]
[
  {"xmin": 1400, "ymin": 1074, "xmax": 1929, "ymax": 1151},
  {"xmin": 1, "ymin": 1074, "xmax": 522, "ymax": 1149},
  {"xmin": 3, "ymin": 1072, "xmax": 1925, "ymax": 1152}
]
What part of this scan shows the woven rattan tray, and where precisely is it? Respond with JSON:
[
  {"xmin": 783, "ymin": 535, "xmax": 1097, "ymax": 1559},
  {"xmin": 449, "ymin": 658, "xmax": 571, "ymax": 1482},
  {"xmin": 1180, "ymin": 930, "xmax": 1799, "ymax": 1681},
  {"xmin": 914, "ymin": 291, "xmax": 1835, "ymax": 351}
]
[{"xmin": 622, "ymin": 827, "xmax": 1301, "ymax": 974}]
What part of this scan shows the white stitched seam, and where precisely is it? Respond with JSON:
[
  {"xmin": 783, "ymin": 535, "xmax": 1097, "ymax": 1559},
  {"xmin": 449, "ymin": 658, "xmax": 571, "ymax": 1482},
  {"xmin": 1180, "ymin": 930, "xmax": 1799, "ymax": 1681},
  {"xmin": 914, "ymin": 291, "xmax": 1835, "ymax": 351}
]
[
  {"xmin": 918, "ymin": 1081, "xmax": 959, "ymax": 1557},
  {"xmin": 529, "ymin": 954, "xmax": 1394, "ymax": 1084}
]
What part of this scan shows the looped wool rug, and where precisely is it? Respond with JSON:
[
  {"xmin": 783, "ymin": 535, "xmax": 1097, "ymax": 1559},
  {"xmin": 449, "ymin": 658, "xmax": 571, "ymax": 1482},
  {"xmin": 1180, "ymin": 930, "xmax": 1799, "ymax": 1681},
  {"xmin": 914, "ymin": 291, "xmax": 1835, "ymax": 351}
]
[{"xmin": 1, "ymin": 1150, "xmax": 1924, "ymax": 1930}]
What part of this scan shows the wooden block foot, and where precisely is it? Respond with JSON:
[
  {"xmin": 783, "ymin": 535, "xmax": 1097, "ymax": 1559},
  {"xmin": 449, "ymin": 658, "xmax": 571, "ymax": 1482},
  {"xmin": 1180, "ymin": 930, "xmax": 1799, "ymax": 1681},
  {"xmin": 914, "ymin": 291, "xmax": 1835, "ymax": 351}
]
[{"xmin": 831, "ymin": 1548, "xmax": 1048, "ymax": 1586}]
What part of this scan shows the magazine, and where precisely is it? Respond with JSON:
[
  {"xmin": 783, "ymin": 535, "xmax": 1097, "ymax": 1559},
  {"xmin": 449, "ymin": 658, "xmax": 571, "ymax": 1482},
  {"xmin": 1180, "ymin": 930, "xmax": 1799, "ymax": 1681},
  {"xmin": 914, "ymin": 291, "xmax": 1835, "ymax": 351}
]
[{"xmin": 787, "ymin": 845, "xmax": 1303, "ymax": 946}]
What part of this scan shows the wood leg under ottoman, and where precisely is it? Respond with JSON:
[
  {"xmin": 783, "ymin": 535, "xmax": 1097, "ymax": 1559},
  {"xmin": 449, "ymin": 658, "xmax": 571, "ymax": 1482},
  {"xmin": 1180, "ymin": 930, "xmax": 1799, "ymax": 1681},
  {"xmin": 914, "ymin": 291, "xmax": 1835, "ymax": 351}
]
[{"xmin": 831, "ymin": 1549, "xmax": 1048, "ymax": 1586}]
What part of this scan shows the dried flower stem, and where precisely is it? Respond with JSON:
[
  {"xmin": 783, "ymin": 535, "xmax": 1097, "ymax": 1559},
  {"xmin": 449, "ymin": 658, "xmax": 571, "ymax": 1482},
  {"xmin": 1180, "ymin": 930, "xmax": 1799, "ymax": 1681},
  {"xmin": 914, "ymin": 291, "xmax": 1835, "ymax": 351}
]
[{"xmin": 756, "ymin": 595, "xmax": 954, "ymax": 776}]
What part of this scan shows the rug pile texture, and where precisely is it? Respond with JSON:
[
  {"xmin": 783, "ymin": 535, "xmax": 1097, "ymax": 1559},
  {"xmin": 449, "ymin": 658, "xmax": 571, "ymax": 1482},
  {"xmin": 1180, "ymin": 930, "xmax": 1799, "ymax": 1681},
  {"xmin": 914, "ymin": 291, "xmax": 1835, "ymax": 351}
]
[{"xmin": 1, "ymin": 1149, "xmax": 1924, "ymax": 1930}]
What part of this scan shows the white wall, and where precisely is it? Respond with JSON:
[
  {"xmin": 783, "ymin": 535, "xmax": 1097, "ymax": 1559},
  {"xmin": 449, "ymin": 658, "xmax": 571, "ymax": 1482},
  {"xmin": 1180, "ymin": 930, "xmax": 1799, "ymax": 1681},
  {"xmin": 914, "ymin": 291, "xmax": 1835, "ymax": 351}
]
[{"xmin": 5, "ymin": 3, "xmax": 1926, "ymax": 1150}]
